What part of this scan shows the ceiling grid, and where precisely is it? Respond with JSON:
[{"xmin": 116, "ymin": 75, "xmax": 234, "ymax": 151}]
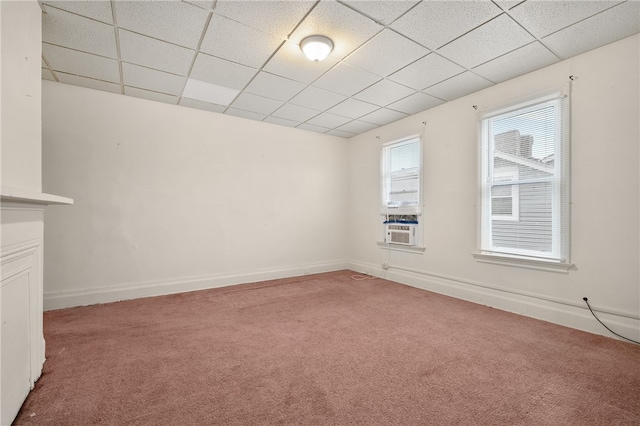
[{"xmin": 40, "ymin": 0, "xmax": 640, "ymax": 138}]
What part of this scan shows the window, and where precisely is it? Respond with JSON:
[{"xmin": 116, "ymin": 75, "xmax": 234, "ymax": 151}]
[
  {"xmin": 381, "ymin": 136, "xmax": 422, "ymax": 215},
  {"xmin": 479, "ymin": 91, "xmax": 570, "ymax": 263},
  {"xmin": 491, "ymin": 169, "xmax": 519, "ymax": 221}
]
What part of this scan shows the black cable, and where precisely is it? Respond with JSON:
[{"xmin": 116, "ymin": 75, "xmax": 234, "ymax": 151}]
[{"xmin": 582, "ymin": 297, "xmax": 640, "ymax": 345}]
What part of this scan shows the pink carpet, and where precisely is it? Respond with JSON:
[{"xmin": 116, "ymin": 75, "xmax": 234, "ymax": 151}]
[{"xmin": 14, "ymin": 271, "xmax": 640, "ymax": 425}]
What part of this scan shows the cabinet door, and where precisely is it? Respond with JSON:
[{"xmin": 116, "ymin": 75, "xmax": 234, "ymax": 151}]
[{"xmin": 1, "ymin": 268, "xmax": 32, "ymax": 425}]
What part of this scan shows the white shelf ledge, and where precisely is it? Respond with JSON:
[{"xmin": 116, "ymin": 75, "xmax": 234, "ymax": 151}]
[{"xmin": 1, "ymin": 186, "xmax": 73, "ymax": 205}]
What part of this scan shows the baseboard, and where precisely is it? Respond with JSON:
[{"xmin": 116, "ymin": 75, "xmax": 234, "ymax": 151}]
[
  {"xmin": 44, "ymin": 260, "xmax": 348, "ymax": 310},
  {"xmin": 348, "ymin": 260, "xmax": 640, "ymax": 343}
]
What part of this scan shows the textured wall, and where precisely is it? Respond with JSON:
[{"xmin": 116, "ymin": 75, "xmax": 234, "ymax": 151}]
[{"xmin": 42, "ymin": 82, "xmax": 349, "ymax": 308}]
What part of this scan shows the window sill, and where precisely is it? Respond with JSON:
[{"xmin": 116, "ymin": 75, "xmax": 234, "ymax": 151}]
[
  {"xmin": 472, "ymin": 252, "xmax": 573, "ymax": 273},
  {"xmin": 377, "ymin": 242, "xmax": 425, "ymax": 254}
]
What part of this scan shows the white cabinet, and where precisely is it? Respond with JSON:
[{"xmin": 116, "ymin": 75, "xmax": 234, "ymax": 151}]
[
  {"xmin": 1, "ymin": 235, "xmax": 41, "ymax": 425},
  {"xmin": 0, "ymin": 194, "xmax": 72, "ymax": 424}
]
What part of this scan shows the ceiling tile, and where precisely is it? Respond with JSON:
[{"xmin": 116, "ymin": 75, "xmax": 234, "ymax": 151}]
[
  {"xmin": 326, "ymin": 129, "xmax": 356, "ymax": 138},
  {"xmin": 57, "ymin": 73, "xmax": 121, "ymax": 94},
  {"xmin": 344, "ymin": 29, "xmax": 429, "ymax": 77},
  {"xmin": 124, "ymin": 86, "xmax": 178, "ymax": 104},
  {"xmin": 182, "ymin": 78, "xmax": 239, "ymax": 106},
  {"xmin": 190, "ymin": 53, "xmax": 257, "ymax": 90},
  {"xmin": 359, "ymin": 108, "xmax": 408, "ymax": 126},
  {"xmin": 341, "ymin": 0, "xmax": 420, "ymax": 25},
  {"xmin": 42, "ymin": 43, "xmax": 120, "ymax": 83},
  {"xmin": 184, "ymin": 1, "xmax": 216, "ymax": 11},
  {"xmin": 225, "ymin": 108, "xmax": 267, "ymax": 121},
  {"xmin": 509, "ymin": 0, "xmax": 622, "ymax": 38},
  {"xmin": 492, "ymin": 1, "xmax": 525, "ymax": 11},
  {"xmin": 262, "ymin": 41, "xmax": 338, "ymax": 84},
  {"xmin": 437, "ymin": 14, "xmax": 535, "ymax": 69},
  {"xmin": 337, "ymin": 120, "xmax": 379, "ymax": 134},
  {"xmin": 42, "ymin": 68, "xmax": 56, "ymax": 81},
  {"xmin": 423, "ymin": 72, "xmax": 493, "ymax": 101},
  {"xmin": 327, "ymin": 98, "xmax": 379, "ymax": 119},
  {"xmin": 390, "ymin": 1, "xmax": 501, "ymax": 50},
  {"xmin": 42, "ymin": 6, "xmax": 117, "ymax": 58},
  {"xmin": 472, "ymin": 42, "xmax": 559, "ymax": 83},
  {"xmin": 272, "ymin": 103, "xmax": 320, "ymax": 122},
  {"xmin": 387, "ymin": 53, "xmax": 465, "ymax": 91},
  {"xmin": 200, "ymin": 14, "xmax": 283, "ymax": 68},
  {"xmin": 542, "ymin": 1, "xmax": 640, "ymax": 59},
  {"xmin": 297, "ymin": 123, "xmax": 331, "ymax": 134},
  {"xmin": 119, "ymin": 30, "xmax": 195, "ymax": 76},
  {"xmin": 387, "ymin": 92, "xmax": 445, "ymax": 115},
  {"xmin": 214, "ymin": 0, "xmax": 315, "ymax": 39},
  {"xmin": 313, "ymin": 62, "xmax": 382, "ymax": 97},
  {"xmin": 306, "ymin": 112, "xmax": 352, "ymax": 129},
  {"xmin": 244, "ymin": 72, "xmax": 306, "ymax": 102},
  {"xmin": 288, "ymin": 0, "xmax": 384, "ymax": 60},
  {"xmin": 289, "ymin": 86, "xmax": 347, "ymax": 111},
  {"xmin": 179, "ymin": 98, "xmax": 226, "ymax": 113},
  {"xmin": 114, "ymin": 1, "xmax": 209, "ymax": 49},
  {"xmin": 263, "ymin": 116, "xmax": 300, "ymax": 128},
  {"xmin": 230, "ymin": 92, "xmax": 283, "ymax": 116},
  {"xmin": 122, "ymin": 63, "xmax": 186, "ymax": 96},
  {"xmin": 42, "ymin": 1, "xmax": 114, "ymax": 24},
  {"xmin": 353, "ymin": 79, "xmax": 415, "ymax": 106}
]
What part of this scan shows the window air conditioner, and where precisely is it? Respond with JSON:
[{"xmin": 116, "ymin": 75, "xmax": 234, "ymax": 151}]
[{"xmin": 384, "ymin": 222, "xmax": 417, "ymax": 246}]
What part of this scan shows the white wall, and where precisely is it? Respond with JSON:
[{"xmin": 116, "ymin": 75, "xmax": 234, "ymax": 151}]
[
  {"xmin": 42, "ymin": 81, "xmax": 349, "ymax": 309},
  {"xmin": 348, "ymin": 35, "xmax": 640, "ymax": 340},
  {"xmin": 1, "ymin": 0, "xmax": 42, "ymax": 192},
  {"xmin": 1, "ymin": 2, "xmax": 48, "ymax": 424}
]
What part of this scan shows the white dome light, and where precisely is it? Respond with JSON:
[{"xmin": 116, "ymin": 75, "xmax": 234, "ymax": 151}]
[{"xmin": 300, "ymin": 35, "xmax": 334, "ymax": 62}]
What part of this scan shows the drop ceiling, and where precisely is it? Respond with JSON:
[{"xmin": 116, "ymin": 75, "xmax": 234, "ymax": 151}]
[{"xmin": 40, "ymin": 0, "xmax": 640, "ymax": 138}]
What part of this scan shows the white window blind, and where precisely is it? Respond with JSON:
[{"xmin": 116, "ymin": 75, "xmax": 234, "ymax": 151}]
[
  {"xmin": 479, "ymin": 91, "xmax": 570, "ymax": 262},
  {"xmin": 381, "ymin": 136, "xmax": 421, "ymax": 215}
]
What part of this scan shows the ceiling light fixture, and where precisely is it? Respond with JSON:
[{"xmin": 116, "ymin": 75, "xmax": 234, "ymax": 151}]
[{"xmin": 300, "ymin": 35, "xmax": 334, "ymax": 62}]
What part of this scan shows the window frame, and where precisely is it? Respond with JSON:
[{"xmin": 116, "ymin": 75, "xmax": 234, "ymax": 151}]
[
  {"xmin": 380, "ymin": 135, "xmax": 422, "ymax": 216},
  {"xmin": 477, "ymin": 89, "xmax": 571, "ymax": 267}
]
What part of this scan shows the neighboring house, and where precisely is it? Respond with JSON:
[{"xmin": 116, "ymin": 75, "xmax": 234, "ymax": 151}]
[{"xmin": 492, "ymin": 130, "xmax": 555, "ymax": 254}]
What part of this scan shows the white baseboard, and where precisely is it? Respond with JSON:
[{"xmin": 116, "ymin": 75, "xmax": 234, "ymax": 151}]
[
  {"xmin": 349, "ymin": 260, "xmax": 640, "ymax": 343},
  {"xmin": 44, "ymin": 258, "xmax": 639, "ymax": 344},
  {"xmin": 44, "ymin": 260, "xmax": 348, "ymax": 311}
]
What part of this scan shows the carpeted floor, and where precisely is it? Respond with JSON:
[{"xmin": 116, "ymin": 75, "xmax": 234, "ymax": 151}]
[{"xmin": 14, "ymin": 270, "xmax": 640, "ymax": 425}]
